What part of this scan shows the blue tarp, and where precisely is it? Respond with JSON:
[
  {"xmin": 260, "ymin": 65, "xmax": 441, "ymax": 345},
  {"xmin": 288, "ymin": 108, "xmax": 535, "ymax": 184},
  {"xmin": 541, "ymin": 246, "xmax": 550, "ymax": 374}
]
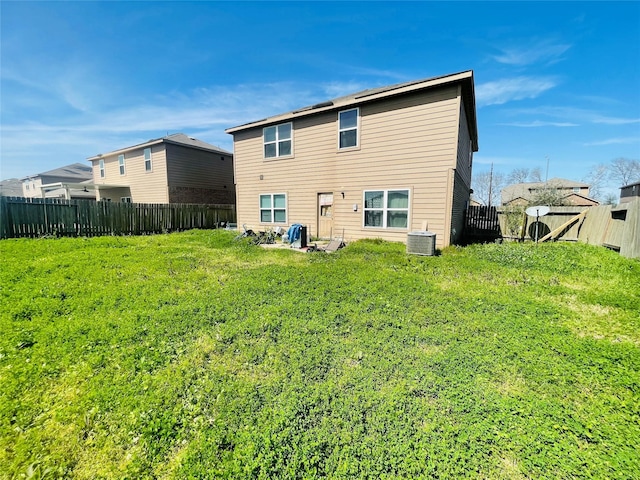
[{"xmin": 287, "ymin": 223, "xmax": 303, "ymax": 243}]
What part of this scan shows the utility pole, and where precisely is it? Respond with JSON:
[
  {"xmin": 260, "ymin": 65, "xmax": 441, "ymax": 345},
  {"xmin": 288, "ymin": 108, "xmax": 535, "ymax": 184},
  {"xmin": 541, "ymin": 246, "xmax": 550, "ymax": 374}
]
[
  {"xmin": 488, "ymin": 163, "xmax": 494, "ymax": 207},
  {"xmin": 545, "ymin": 156, "xmax": 550, "ymax": 183}
]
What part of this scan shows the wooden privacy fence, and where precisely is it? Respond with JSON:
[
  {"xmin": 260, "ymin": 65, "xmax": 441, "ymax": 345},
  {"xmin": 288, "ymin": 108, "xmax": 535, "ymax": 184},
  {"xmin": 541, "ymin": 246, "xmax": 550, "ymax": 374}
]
[
  {"xmin": 0, "ymin": 197, "xmax": 236, "ymax": 239},
  {"xmin": 494, "ymin": 198, "xmax": 639, "ymax": 259},
  {"xmin": 575, "ymin": 199, "xmax": 639, "ymax": 259},
  {"xmin": 464, "ymin": 206, "xmax": 501, "ymax": 243}
]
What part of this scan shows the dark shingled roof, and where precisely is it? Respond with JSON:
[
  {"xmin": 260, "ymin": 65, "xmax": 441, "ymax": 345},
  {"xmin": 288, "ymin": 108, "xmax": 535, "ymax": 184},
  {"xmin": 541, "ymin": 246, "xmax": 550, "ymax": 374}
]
[
  {"xmin": 21, "ymin": 162, "xmax": 93, "ymax": 181},
  {"xmin": 88, "ymin": 133, "xmax": 232, "ymax": 160}
]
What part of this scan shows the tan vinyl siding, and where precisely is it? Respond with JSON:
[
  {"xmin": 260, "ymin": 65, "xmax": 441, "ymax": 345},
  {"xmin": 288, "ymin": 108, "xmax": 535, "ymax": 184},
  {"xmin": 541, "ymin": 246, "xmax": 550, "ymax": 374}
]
[
  {"xmin": 233, "ymin": 85, "xmax": 466, "ymax": 248},
  {"xmin": 92, "ymin": 145, "xmax": 169, "ymax": 203},
  {"xmin": 165, "ymin": 144, "xmax": 235, "ymax": 204}
]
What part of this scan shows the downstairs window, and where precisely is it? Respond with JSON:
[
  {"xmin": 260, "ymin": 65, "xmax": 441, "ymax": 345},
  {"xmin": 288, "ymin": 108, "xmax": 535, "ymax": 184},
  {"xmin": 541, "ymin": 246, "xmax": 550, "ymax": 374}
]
[
  {"xmin": 260, "ymin": 193, "xmax": 287, "ymax": 223},
  {"xmin": 363, "ymin": 189, "xmax": 409, "ymax": 228}
]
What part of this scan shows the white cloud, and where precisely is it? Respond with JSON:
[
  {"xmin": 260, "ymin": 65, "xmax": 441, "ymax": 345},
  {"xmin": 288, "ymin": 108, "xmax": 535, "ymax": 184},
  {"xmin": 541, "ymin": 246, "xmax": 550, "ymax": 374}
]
[
  {"xmin": 510, "ymin": 106, "xmax": 640, "ymax": 125},
  {"xmin": 588, "ymin": 115, "xmax": 640, "ymax": 126},
  {"xmin": 342, "ymin": 66, "xmax": 409, "ymax": 81},
  {"xmin": 0, "ymin": 80, "xmax": 341, "ymax": 178},
  {"xmin": 491, "ymin": 40, "xmax": 572, "ymax": 66},
  {"xmin": 476, "ymin": 76, "xmax": 558, "ymax": 106},
  {"xmin": 583, "ymin": 137, "xmax": 640, "ymax": 146},
  {"xmin": 2, "ymin": 59, "xmax": 114, "ymax": 115},
  {"xmin": 499, "ymin": 121, "xmax": 579, "ymax": 127},
  {"xmin": 321, "ymin": 81, "xmax": 369, "ymax": 99}
]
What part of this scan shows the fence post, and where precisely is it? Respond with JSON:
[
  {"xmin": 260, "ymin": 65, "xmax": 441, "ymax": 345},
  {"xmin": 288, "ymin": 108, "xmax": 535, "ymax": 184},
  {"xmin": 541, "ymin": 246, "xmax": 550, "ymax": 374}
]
[{"xmin": 0, "ymin": 197, "xmax": 9, "ymax": 239}]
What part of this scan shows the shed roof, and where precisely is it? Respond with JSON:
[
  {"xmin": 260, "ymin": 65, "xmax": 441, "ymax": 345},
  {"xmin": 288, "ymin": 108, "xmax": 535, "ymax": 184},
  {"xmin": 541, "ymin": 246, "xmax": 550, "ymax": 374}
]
[
  {"xmin": 87, "ymin": 133, "xmax": 232, "ymax": 161},
  {"xmin": 225, "ymin": 70, "xmax": 478, "ymax": 151}
]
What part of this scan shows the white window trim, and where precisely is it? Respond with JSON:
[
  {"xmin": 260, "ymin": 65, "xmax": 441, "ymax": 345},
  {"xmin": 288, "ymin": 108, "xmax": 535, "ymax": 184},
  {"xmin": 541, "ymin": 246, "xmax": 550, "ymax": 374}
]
[
  {"xmin": 144, "ymin": 148, "xmax": 152, "ymax": 172},
  {"xmin": 259, "ymin": 193, "xmax": 288, "ymax": 224},
  {"xmin": 121, "ymin": 196, "xmax": 132, "ymax": 203},
  {"xmin": 118, "ymin": 154, "xmax": 126, "ymax": 175},
  {"xmin": 338, "ymin": 107, "xmax": 360, "ymax": 150},
  {"xmin": 263, "ymin": 122, "xmax": 293, "ymax": 159},
  {"xmin": 99, "ymin": 159, "xmax": 105, "ymax": 178},
  {"xmin": 362, "ymin": 189, "xmax": 411, "ymax": 229}
]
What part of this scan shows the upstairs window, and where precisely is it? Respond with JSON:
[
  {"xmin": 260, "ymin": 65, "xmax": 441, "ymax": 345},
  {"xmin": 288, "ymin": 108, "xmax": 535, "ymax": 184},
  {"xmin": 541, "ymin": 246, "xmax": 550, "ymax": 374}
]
[
  {"xmin": 339, "ymin": 108, "xmax": 359, "ymax": 149},
  {"xmin": 99, "ymin": 159, "xmax": 105, "ymax": 178},
  {"xmin": 260, "ymin": 193, "xmax": 287, "ymax": 223},
  {"xmin": 144, "ymin": 148, "xmax": 152, "ymax": 172},
  {"xmin": 118, "ymin": 154, "xmax": 126, "ymax": 175},
  {"xmin": 263, "ymin": 123, "xmax": 292, "ymax": 158},
  {"xmin": 364, "ymin": 189, "xmax": 409, "ymax": 229}
]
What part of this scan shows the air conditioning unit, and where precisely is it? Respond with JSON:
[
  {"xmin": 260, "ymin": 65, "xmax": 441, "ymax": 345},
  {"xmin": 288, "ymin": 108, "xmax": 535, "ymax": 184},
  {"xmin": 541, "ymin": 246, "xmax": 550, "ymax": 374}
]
[{"xmin": 407, "ymin": 231, "xmax": 436, "ymax": 256}]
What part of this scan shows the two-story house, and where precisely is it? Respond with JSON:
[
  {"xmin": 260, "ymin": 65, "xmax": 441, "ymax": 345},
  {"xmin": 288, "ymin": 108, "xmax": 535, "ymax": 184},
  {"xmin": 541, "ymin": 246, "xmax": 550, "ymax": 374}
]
[
  {"xmin": 501, "ymin": 178, "xmax": 599, "ymax": 206},
  {"xmin": 21, "ymin": 163, "xmax": 94, "ymax": 199},
  {"xmin": 87, "ymin": 133, "xmax": 235, "ymax": 204},
  {"xmin": 225, "ymin": 70, "xmax": 478, "ymax": 248}
]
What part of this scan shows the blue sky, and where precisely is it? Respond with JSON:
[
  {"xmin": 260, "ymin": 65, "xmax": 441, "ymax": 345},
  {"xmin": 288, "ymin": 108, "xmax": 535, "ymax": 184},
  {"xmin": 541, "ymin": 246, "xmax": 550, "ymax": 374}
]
[{"xmin": 2, "ymin": 1, "xmax": 639, "ymax": 197}]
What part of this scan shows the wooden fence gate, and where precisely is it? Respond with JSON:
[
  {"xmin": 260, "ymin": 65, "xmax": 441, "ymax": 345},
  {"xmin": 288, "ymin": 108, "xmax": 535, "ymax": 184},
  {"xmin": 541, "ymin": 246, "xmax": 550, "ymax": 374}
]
[
  {"xmin": 463, "ymin": 200, "xmax": 639, "ymax": 259},
  {"xmin": 463, "ymin": 205, "xmax": 501, "ymax": 243}
]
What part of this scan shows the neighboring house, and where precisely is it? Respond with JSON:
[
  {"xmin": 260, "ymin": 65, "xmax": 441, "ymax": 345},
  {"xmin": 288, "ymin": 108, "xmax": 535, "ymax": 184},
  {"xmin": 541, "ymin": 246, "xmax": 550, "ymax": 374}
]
[
  {"xmin": 20, "ymin": 163, "xmax": 95, "ymax": 199},
  {"xmin": 0, "ymin": 178, "xmax": 23, "ymax": 197},
  {"xmin": 501, "ymin": 178, "xmax": 599, "ymax": 207},
  {"xmin": 225, "ymin": 70, "xmax": 478, "ymax": 248},
  {"xmin": 619, "ymin": 181, "xmax": 640, "ymax": 204},
  {"xmin": 87, "ymin": 133, "xmax": 235, "ymax": 204}
]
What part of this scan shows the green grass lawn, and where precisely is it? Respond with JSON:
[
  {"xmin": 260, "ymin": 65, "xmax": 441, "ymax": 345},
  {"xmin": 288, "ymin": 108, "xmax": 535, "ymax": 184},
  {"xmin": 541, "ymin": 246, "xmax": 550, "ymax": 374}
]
[{"xmin": 1, "ymin": 231, "xmax": 638, "ymax": 479}]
